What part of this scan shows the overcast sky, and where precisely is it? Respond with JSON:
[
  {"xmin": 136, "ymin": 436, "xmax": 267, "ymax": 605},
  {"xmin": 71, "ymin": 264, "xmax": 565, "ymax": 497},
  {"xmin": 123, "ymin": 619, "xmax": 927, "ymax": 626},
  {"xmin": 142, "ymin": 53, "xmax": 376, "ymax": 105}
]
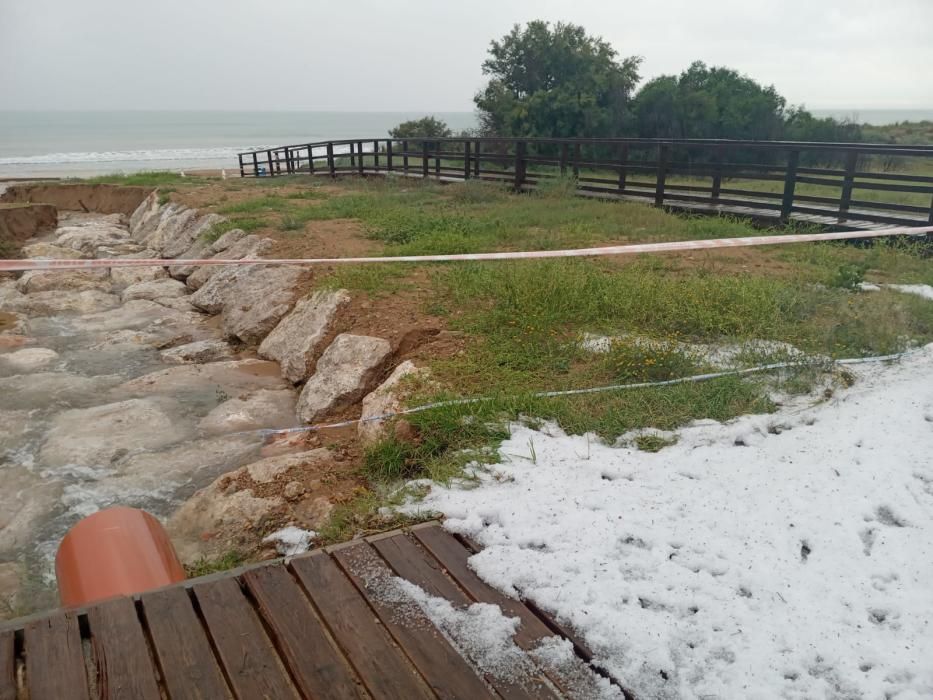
[{"xmin": 2, "ymin": 0, "xmax": 931, "ymax": 112}]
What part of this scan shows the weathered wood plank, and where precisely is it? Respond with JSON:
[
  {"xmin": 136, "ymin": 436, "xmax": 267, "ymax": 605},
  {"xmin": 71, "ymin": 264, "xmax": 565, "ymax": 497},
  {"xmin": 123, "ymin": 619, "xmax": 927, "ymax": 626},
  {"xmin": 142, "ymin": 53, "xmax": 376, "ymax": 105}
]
[
  {"xmin": 0, "ymin": 630, "xmax": 15, "ymax": 700},
  {"xmin": 192, "ymin": 577, "xmax": 299, "ymax": 699},
  {"xmin": 373, "ymin": 532, "xmax": 558, "ymax": 700},
  {"xmin": 290, "ymin": 552, "xmax": 435, "ymax": 699},
  {"xmin": 24, "ymin": 611, "xmax": 90, "ymax": 700},
  {"xmin": 242, "ymin": 565, "xmax": 366, "ymax": 699},
  {"xmin": 86, "ymin": 597, "xmax": 161, "ymax": 700},
  {"xmin": 139, "ymin": 586, "xmax": 232, "ymax": 700},
  {"xmin": 333, "ymin": 542, "xmax": 496, "ymax": 700}
]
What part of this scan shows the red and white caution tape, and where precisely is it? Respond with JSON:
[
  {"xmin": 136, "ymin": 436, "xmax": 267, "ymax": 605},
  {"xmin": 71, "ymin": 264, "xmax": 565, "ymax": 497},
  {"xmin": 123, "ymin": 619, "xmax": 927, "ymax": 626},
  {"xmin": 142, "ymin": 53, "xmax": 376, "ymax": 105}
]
[{"xmin": 2, "ymin": 225, "xmax": 931, "ymax": 272}]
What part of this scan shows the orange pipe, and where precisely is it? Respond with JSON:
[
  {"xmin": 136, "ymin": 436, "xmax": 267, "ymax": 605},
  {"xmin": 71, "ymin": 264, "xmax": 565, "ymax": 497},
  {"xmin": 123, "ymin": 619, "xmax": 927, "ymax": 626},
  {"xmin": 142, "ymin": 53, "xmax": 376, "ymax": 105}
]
[{"xmin": 55, "ymin": 506, "xmax": 186, "ymax": 608}]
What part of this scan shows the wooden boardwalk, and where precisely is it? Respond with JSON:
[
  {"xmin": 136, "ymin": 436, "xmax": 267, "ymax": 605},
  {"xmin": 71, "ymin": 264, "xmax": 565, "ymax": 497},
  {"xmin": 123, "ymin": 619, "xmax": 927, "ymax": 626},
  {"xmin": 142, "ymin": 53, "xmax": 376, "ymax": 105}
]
[{"xmin": 0, "ymin": 522, "xmax": 623, "ymax": 699}]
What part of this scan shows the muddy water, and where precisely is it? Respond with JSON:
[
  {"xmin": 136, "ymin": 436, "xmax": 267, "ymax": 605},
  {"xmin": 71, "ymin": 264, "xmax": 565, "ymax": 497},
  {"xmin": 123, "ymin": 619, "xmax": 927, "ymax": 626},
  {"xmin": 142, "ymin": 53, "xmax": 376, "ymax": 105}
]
[{"xmin": 0, "ymin": 214, "xmax": 280, "ymax": 616}]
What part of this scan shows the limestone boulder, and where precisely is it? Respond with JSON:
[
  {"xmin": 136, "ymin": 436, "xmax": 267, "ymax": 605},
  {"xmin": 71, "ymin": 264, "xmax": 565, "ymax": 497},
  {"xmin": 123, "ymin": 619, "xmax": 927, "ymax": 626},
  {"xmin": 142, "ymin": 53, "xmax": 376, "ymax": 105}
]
[
  {"xmin": 259, "ymin": 289, "xmax": 350, "ymax": 383},
  {"xmin": 6, "ymin": 289, "xmax": 121, "ymax": 316},
  {"xmin": 116, "ymin": 359, "xmax": 287, "ymax": 398},
  {"xmin": 150, "ymin": 296, "xmax": 198, "ymax": 313},
  {"xmin": 133, "ymin": 203, "xmax": 174, "ymax": 243},
  {"xmin": 110, "ymin": 250, "xmax": 167, "ymax": 288},
  {"xmin": 95, "ymin": 241, "xmax": 147, "ymax": 258},
  {"xmin": 129, "ymin": 190, "xmax": 160, "ymax": 236},
  {"xmin": 168, "ymin": 237, "xmax": 212, "ymax": 280},
  {"xmin": 296, "ymin": 334, "xmax": 392, "ymax": 423},
  {"xmin": 38, "ymin": 397, "xmax": 193, "ymax": 468},
  {"xmin": 15, "ymin": 269, "xmax": 111, "ymax": 294},
  {"xmin": 20, "ymin": 242, "xmax": 87, "ymax": 260},
  {"xmin": 0, "ymin": 409, "xmax": 32, "ymax": 453},
  {"xmin": 0, "ymin": 468, "xmax": 62, "ymax": 557},
  {"xmin": 67, "ymin": 299, "xmax": 202, "ymax": 334},
  {"xmin": 185, "ymin": 235, "xmax": 274, "ymax": 291},
  {"xmin": 359, "ymin": 361, "xmax": 429, "ymax": 444},
  {"xmin": 162, "ymin": 213, "xmax": 225, "ymax": 259},
  {"xmin": 198, "ymin": 388, "xmax": 297, "ymax": 436},
  {"xmin": 210, "ymin": 227, "xmax": 247, "ymax": 253},
  {"xmin": 0, "ymin": 347, "xmax": 59, "ymax": 374},
  {"xmin": 56, "ymin": 223, "xmax": 130, "ymax": 255},
  {"xmin": 143, "ymin": 207, "xmax": 198, "ymax": 252},
  {"xmin": 121, "ymin": 277, "xmax": 188, "ymax": 302},
  {"xmin": 0, "ymin": 372, "xmax": 122, "ymax": 410},
  {"xmin": 166, "ymin": 449, "xmax": 333, "ymax": 564},
  {"xmin": 160, "ymin": 339, "xmax": 236, "ymax": 364},
  {"xmin": 220, "ymin": 267, "xmax": 304, "ymax": 345}
]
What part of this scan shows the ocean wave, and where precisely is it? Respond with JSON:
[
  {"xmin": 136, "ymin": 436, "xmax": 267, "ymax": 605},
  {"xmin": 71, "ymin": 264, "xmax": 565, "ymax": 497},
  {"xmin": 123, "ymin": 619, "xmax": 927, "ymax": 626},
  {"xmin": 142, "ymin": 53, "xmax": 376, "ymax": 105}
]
[{"xmin": 0, "ymin": 146, "xmax": 264, "ymax": 166}]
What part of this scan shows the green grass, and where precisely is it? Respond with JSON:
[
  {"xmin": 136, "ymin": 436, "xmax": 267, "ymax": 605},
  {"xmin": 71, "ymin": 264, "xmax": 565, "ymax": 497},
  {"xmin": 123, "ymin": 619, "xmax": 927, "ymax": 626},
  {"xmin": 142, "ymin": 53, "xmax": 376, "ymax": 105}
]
[
  {"xmin": 82, "ymin": 171, "xmax": 201, "ymax": 186},
  {"xmin": 185, "ymin": 551, "xmax": 245, "ymax": 578}
]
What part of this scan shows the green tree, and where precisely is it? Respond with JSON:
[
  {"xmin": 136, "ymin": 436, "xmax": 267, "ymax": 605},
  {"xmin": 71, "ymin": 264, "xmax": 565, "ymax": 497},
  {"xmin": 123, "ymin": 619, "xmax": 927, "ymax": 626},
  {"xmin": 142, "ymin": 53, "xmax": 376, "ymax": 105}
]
[
  {"xmin": 633, "ymin": 62, "xmax": 786, "ymax": 141},
  {"xmin": 388, "ymin": 116, "xmax": 453, "ymax": 140},
  {"xmin": 474, "ymin": 21, "xmax": 641, "ymax": 138}
]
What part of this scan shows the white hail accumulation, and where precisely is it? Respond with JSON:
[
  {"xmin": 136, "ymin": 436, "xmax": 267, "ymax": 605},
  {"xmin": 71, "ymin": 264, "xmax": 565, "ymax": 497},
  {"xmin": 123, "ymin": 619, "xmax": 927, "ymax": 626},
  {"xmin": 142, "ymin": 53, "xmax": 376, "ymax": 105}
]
[{"xmin": 407, "ymin": 344, "xmax": 933, "ymax": 700}]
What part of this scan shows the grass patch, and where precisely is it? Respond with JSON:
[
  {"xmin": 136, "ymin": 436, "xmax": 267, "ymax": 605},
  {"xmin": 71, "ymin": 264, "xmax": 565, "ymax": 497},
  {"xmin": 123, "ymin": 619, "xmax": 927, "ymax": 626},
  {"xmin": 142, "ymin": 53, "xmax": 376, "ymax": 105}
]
[
  {"xmin": 185, "ymin": 551, "xmax": 245, "ymax": 578},
  {"xmin": 315, "ymin": 488, "xmax": 431, "ymax": 545},
  {"xmin": 82, "ymin": 171, "xmax": 198, "ymax": 186}
]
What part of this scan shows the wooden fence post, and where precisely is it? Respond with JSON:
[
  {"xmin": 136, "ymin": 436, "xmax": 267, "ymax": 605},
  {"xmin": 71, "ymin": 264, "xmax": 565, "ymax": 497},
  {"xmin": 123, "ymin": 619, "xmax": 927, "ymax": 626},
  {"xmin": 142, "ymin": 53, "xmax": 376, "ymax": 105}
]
[
  {"xmin": 711, "ymin": 146, "xmax": 723, "ymax": 204},
  {"xmin": 252, "ymin": 152, "xmax": 259, "ymax": 177},
  {"xmin": 473, "ymin": 140, "xmax": 480, "ymax": 177},
  {"xmin": 560, "ymin": 143, "xmax": 569, "ymax": 175},
  {"xmin": 387, "ymin": 141, "xmax": 393, "ymax": 172},
  {"xmin": 654, "ymin": 144, "xmax": 669, "ymax": 207},
  {"xmin": 514, "ymin": 140, "xmax": 527, "ymax": 190},
  {"xmin": 373, "ymin": 140, "xmax": 380, "ymax": 171},
  {"xmin": 463, "ymin": 140, "xmax": 471, "ymax": 180},
  {"xmin": 838, "ymin": 150, "xmax": 858, "ymax": 222},
  {"xmin": 422, "ymin": 142, "xmax": 429, "ymax": 178},
  {"xmin": 434, "ymin": 142, "xmax": 441, "ymax": 177},
  {"xmin": 928, "ymin": 193, "xmax": 933, "ymax": 225},
  {"xmin": 285, "ymin": 147, "xmax": 293, "ymax": 174},
  {"xmin": 572, "ymin": 143, "xmax": 581, "ymax": 178},
  {"xmin": 237, "ymin": 153, "xmax": 245, "ymax": 178},
  {"xmin": 358, "ymin": 141, "xmax": 365, "ymax": 176},
  {"xmin": 780, "ymin": 149, "xmax": 800, "ymax": 223},
  {"xmin": 403, "ymin": 140, "xmax": 409, "ymax": 174},
  {"xmin": 617, "ymin": 143, "xmax": 628, "ymax": 193},
  {"xmin": 267, "ymin": 149, "xmax": 276, "ymax": 177},
  {"xmin": 326, "ymin": 142, "xmax": 335, "ymax": 178},
  {"xmin": 307, "ymin": 145, "xmax": 315, "ymax": 174}
]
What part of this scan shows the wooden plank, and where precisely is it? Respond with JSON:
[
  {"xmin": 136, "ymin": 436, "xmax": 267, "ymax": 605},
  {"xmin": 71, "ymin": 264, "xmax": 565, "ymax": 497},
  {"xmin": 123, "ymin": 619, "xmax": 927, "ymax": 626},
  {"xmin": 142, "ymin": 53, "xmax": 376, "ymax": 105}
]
[
  {"xmin": 24, "ymin": 611, "xmax": 90, "ymax": 700},
  {"xmin": 373, "ymin": 532, "xmax": 558, "ymax": 700},
  {"xmin": 192, "ymin": 577, "xmax": 299, "ymax": 699},
  {"xmin": 139, "ymin": 586, "xmax": 232, "ymax": 700},
  {"xmin": 86, "ymin": 597, "xmax": 161, "ymax": 700},
  {"xmin": 332, "ymin": 542, "xmax": 496, "ymax": 700},
  {"xmin": 0, "ymin": 630, "xmax": 15, "ymax": 700},
  {"xmin": 411, "ymin": 525, "xmax": 556, "ymax": 649},
  {"xmin": 290, "ymin": 552, "xmax": 435, "ymax": 700},
  {"xmin": 242, "ymin": 565, "xmax": 365, "ymax": 699}
]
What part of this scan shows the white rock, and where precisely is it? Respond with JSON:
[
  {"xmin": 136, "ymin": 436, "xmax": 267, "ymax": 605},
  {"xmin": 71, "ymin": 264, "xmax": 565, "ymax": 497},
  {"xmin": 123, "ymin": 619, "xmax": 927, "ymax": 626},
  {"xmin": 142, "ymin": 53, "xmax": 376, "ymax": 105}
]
[
  {"xmin": 296, "ymin": 334, "xmax": 392, "ymax": 423},
  {"xmin": 128, "ymin": 190, "xmax": 159, "ymax": 236},
  {"xmin": 110, "ymin": 250, "xmax": 167, "ymax": 287},
  {"xmin": 185, "ymin": 235, "xmax": 274, "ymax": 290},
  {"xmin": 220, "ymin": 267, "xmax": 304, "ymax": 345},
  {"xmin": 143, "ymin": 207, "xmax": 198, "ymax": 252},
  {"xmin": 263, "ymin": 526, "xmax": 316, "ymax": 556},
  {"xmin": 68, "ymin": 299, "xmax": 201, "ymax": 334},
  {"xmin": 116, "ymin": 359, "xmax": 287, "ymax": 397},
  {"xmin": 259, "ymin": 289, "xmax": 350, "ymax": 383},
  {"xmin": 198, "ymin": 388, "xmax": 297, "ymax": 436},
  {"xmin": 15, "ymin": 269, "xmax": 111, "ymax": 294},
  {"xmin": 56, "ymin": 223, "xmax": 130, "ymax": 255},
  {"xmin": 168, "ymin": 237, "xmax": 213, "ymax": 280},
  {"xmin": 0, "ymin": 468, "xmax": 62, "ymax": 556},
  {"xmin": 38, "ymin": 397, "xmax": 193, "ymax": 468},
  {"xmin": 162, "ymin": 213, "xmax": 226, "ymax": 259},
  {"xmin": 160, "ymin": 339, "xmax": 236, "ymax": 364},
  {"xmin": 210, "ymin": 227, "xmax": 247, "ymax": 253},
  {"xmin": 359, "ymin": 361, "xmax": 428, "ymax": 444},
  {"xmin": 0, "ymin": 347, "xmax": 59, "ymax": 374},
  {"xmin": 9, "ymin": 289, "xmax": 122, "ymax": 316},
  {"xmin": 133, "ymin": 202, "xmax": 174, "ymax": 242},
  {"xmin": 0, "ymin": 372, "xmax": 122, "ymax": 410},
  {"xmin": 20, "ymin": 242, "xmax": 87, "ymax": 259},
  {"xmin": 121, "ymin": 278, "xmax": 188, "ymax": 302}
]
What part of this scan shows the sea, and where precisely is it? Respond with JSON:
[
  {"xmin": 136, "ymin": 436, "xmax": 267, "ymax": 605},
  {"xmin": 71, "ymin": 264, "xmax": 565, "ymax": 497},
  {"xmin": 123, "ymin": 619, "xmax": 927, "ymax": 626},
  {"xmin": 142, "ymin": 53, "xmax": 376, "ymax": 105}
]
[{"xmin": 1, "ymin": 109, "xmax": 930, "ymax": 179}]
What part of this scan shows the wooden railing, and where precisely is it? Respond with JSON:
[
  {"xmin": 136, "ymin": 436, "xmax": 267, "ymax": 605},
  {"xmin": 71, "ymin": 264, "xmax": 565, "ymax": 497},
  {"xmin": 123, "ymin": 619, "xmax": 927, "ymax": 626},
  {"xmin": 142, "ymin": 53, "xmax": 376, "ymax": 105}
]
[{"xmin": 238, "ymin": 138, "xmax": 933, "ymax": 228}]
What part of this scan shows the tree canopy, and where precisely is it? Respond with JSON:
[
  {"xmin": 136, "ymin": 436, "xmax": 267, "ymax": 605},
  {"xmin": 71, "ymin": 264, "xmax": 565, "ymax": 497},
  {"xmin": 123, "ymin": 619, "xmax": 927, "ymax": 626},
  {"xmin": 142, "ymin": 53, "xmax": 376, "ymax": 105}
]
[
  {"xmin": 388, "ymin": 116, "xmax": 452, "ymax": 140},
  {"xmin": 474, "ymin": 21, "xmax": 641, "ymax": 138}
]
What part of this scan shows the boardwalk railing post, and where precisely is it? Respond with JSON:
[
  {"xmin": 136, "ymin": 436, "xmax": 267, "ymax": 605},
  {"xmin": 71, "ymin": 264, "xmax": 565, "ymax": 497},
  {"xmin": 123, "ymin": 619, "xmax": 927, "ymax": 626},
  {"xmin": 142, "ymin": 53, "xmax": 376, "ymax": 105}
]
[
  {"xmin": 434, "ymin": 143, "xmax": 441, "ymax": 177},
  {"xmin": 284, "ymin": 147, "xmax": 292, "ymax": 174},
  {"xmin": 326, "ymin": 142, "xmax": 336, "ymax": 178},
  {"xmin": 238, "ymin": 153, "xmax": 245, "ymax": 178},
  {"xmin": 463, "ymin": 140, "xmax": 471, "ymax": 181},
  {"xmin": 839, "ymin": 150, "xmax": 858, "ymax": 222},
  {"xmin": 403, "ymin": 140, "xmax": 409, "ymax": 174},
  {"xmin": 654, "ymin": 144, "xmax": 669, "ymax": 207},
  {"xmin": 373, "ymin": 140, "xmax": 380, "ymax": 171},
  {"xmin": 514, "ymin": 140, "xmax": 527, "ymax": 190},
  {"xmin": 422, "ymin": 142, "xmax": 429, "ymax": 179},
  {"xmin": 252, "ymin": 152, "xmax": 259, "ymax": 177},
  {"xmin": 617, "ymin": 143, "xmax": 628, "ymax": 193},
  {"xmin": 267, "ymin": 149, "xmax": 276, "ymax": 177},
  {"xmin": 387, "ymin": 140, "xmax": 393, "ymax": 172},
  {"xmin": 307, "ymin": 145, "xmax": 315, "ymax": 174},
  {"xmin": 572, "ymin": 143, "xmax": 581, "ymax": 178},
  {"xmin": 711, "ymin": 145, "xmax": 723, "ymax": 204},
  {"xmin": 357, "ymin": 141, "xmax": 364, "ymax": 176},
  {"xmin": 560, "ymin": 143, "xmax": 569, "ymax": 175},
  {"xmin": 780, "ymin": 149, "xmax": 800, "ymax": 224},
  {"xmin": 473, "ymin": 140, "xmax": 480, "ymax": 178}
]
